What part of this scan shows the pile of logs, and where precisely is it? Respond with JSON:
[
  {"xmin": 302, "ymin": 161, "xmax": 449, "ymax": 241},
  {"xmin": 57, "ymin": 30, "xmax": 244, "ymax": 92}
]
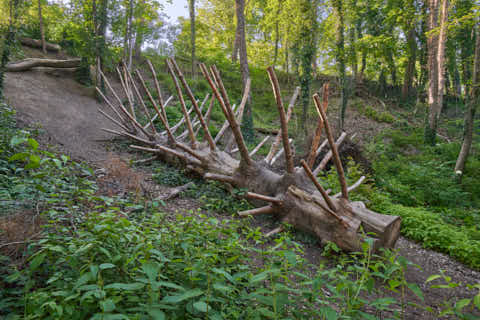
[{"xmin": 97, "ymin": 59, "xmax": 401, "ymax": 252}]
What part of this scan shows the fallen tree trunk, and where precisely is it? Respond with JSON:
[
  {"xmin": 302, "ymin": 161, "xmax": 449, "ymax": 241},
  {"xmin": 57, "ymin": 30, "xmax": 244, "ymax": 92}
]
[
  {"xmin": 6, "ymin": 58, "xmax": 81, "ymax": 72},
  {"xmin": 97, "ymin": 58, "xmax": 401, "ymax": 253},
  {"xmin": 20, "ymin": 37, "xmax": 61, "ymax": 52}
]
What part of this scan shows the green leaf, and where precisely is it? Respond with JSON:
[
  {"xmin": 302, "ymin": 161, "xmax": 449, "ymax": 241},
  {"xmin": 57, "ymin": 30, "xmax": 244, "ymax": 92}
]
[
  {"xmin": 10, "ymin": 136, "xmax": 26, "ymax": 147},
  {"xmin": 455, "ymin": 298, "xmax": 471, "ymax": 312},
  {"xmin": 142, "ymin": 261, "xmax": 159, "ymax": 282},
  {"xmin": 29, "ymin": 253, "xmax": 46, "ymax": 272},
  {"xmin": 406, "ymin": 283, "xmax": 424, "ymax": 302},
  {"xmin": 9, "ymin": 152, "xmax": 29, "ymax": 162},
  {"xmin": 474, "ymin": 294, "xmax": 480, "ymax": 309},
  {"xmin": 104, "ymin": 282, "xmax": 145, "ymax": 291},
  {"xmin": 425, "ymin": 275, "xmax": 441, "ymax": 283},
  {"xmin": 147, "ymin": 309, "xmax": 166, "ymax": 320},
  {"xmin": 27, "ymin": 138, "xmax": 39, "ymax": 150},
  {"xmin": 25, "ymin": 154, "xmax": 41, "ymax": 169},
  {"xmin": 99, "ymin": 263, "xmax": 116, "ymax": 270},
  {"xmin": 193, "ymin": 301, "xmax": 209, "ymax": 313},
  {"xmin": 161, "ymin": 288, "xmax": 203, "ymax": 304},
  {"xmin": 100, "ymin": 299, "xmax": 116, "ymax": 313},
  {"xmin": 320, "ymin": 307, "xmax": 338, "ymax": 320}
]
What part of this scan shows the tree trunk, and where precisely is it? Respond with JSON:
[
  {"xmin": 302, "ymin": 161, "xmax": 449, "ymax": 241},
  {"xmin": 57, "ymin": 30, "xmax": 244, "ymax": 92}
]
[
  {"xmin": 19, "ymin": 37, "xmax": 61, "ymax": 52},
  {"xmin": 335, "ymin": 0, "xmax": 347, "ymax": 130},
  {"xmin": 97, "ymin": 61, "xmax": 402, "ymax": 253},
  {"xmin": 273, "ymin": 19, "xmax": 279, "ymax": 67},
  {"xmin": 402, "ymin": 28, "xmax": 417, "ymax": 99},
  {"xmin": 232, "ymin": 25, "xmax": 239, "ymax": 62},
  {"xmin": 454, "ymin": 24, "xmax": 479, "ymax": 179},
  {"xmin": 189, "ymin": 0, "xmax": 196, "ymax": 76},
  {"xmin": 235, "ymin": 0, "xmax": 253, "ymax": 142},
  {"xmin": 425, "ymin": 0, "xmax": 448, "ymax": 146},
  {"xmin": 38, "ymin": 0, "xmax": 46, "ymax": 54},
  {"xmin": 6, "ymin": 58, "xmax": 81, "ymax": 72}
]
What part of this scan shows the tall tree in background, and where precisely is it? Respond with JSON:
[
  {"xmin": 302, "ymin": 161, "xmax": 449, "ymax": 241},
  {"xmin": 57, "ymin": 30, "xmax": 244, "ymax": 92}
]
[
  {"xmin": 334, "ymin": 0, "xmax": 347, "ymax": 130},
  {"xmin": 38, "ymin": 0, "xmax": 46, "ymax": 54},
  {"xmin": 235, "ymin": 0, "xmax": 253, "ymax": 141},
  {"xmin": 454, "ymin": 23, "xmax": 479, "ymax": 180},
  {"xmin": 189, "ymin": 0, "xmax": 196, "ymax": 76},
  {"xmin": 425, "ymin": 0, "xmax": 449, "ymax": 145}
]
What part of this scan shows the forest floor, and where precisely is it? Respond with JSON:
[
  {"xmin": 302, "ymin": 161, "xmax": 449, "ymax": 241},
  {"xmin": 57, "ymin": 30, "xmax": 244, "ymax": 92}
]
[{"xmin": 3, "ymin": 47, "xmax": 480, "ymax": 319}]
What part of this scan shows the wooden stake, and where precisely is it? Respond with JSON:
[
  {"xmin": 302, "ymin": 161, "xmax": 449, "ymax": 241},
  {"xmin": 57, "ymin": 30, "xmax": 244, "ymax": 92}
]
[
  {"xmin": 313, "ymin": 94, "xmax": 349, "ymax": 200},
  {"xmin": 98, "ymin": 108, "xmax": 130, "ymax": 133},
  {"xmin": 300, "ymin": 160, "xmax": 337, "ymax": 212},
  {"xmin": 245, "ymin": 192, "xmax": 282, "ymax": 205},
  {"xmin": 307, "ymin": 83, "xmax": 329, "ymax": 167},
  {"xmin": 238, "ymin": 205, "xmax": 276, "ymax": 217},
  {"xmin": 265, "ymin": 86, "xmax": 300, "ymax": 163},
  {"xmin": 116, "ymin": 66, "xmax": 136, "ymax": 120},
  {"xmin": 170, "ymin": 58, "xmax": 216, "ymax": 151},
  {"xmin": 333, "ymin": 176, "xmax": 366, "ymax": 198},
  {"xmin": 166, "ymin": 59, "xmax": 197, "ymax": 148},
  {"xmin": 204, "ymin": 173, "xmax": 236, "ymax": 185},
  {"xmin": 313, "ymin": 132, "xmax": 347, "ymax": 175},
  {"xmin": 267, "ymin": 67, "xmax": 294, "ymax": 174},
  {"xmin": 249, "ymin": 136, "xmax": 270, "ymax": 157},
  {"xmin": 265, "ymin": 226, "xmax": 284, "ymax": 237}
]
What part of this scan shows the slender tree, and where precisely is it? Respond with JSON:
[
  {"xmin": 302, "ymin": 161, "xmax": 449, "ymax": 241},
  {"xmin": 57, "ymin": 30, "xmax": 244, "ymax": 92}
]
[
  {"xmin": 425, "ymin": 0, "xmax": 449, "ymax": 145},
  {"xmin": 38, "ymin": 0, "xmax": 46, "ymax": 54},
  {"xmin": 334, "ymin": 0, "xmax": 347, "ymax": 130},
  {"xmin": 454, "ymin": 23, "xmax": 479, "ymax": 180},
  {"xmin": 235, "ymin": 0, "xmax": 253, "ymax": 141},
  {"xmin": 189, "ymin": 0, "xmax": 196, "ymax": 76}
]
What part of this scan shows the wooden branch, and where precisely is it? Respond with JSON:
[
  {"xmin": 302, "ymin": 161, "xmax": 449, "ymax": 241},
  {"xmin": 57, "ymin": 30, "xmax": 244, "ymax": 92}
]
[
  {"xmin": 238, "ymin": 205, "xmax": 276, "ymax": 217},
  {"xmin": 333, "ymin": 176, "xmax": 366, "ymax": 198},
  {"xmin": 20, "ymin": 37, "xmax": 61, "ymax": 51},
  {"xmin": 124, "ymin": 66, "xmax": 157, "ymax": 135},
  {"xmin": 170, "ymin": 58, "xmax": 216, "ymax": 151},
  {"xmin": 133, "ymin": 155, "xmax": 158, "ymax": 164},
  {"xmin": 307, "ymin": 83, "xmax": 329, "ymax": 167},
  {"xmin": 267, "ymin": 67, "xmax": 294, "ymax": 173},
  {"xmin": 249, "ymin": 136, "xmax": 270, "ymax": 157},
  {"xmin": 204, "ymin": 173, "xmax": 236, "ymax": 185},
  {"xmin": 146, "ymin": 59, "xmax": 165, "ymax": 107},
  {"xmin": 271, "ymin": 139, "xmax": 293, "ymax": 165},
  {"xmin": 313, "ymin": 132, "xmax": 347, "ymax": 175},
  {"xmin": 135, "ymin": 69, "xmax": 175, "ymax": 142},
  {"xmin": 313, "ymin": 94, "xmax": 348, "ymax": 200},
  {"xmin": 98, "ymin": 108, "xmax": 130, "ymax": 133},
  {"xmin": 245, "ymin": 192, "xmax": 283, "ymax": 205},
  {"xmin": 202, "ymin": 64, "xmax": 252, "ymax": 165},
  {"xmin": 116, "ymin": 65, "xmax": 135, "ymax": 120},
  {"xmin": 265, "ymin": 86, "xmax": 300, "ymax": 164},
  {"xmin": 315, "ymin": 139, "xmax": 329, "ymax": 157},
  {"xmin": 6, "ymin": 58, "xmax": 80, "ymax": 72},
  {"xmin": 99, "ymin": 71, "xmax": 152, "ymax": 138},
  {"xmin": 101, "ymin": 128, "xmax": 155, "ymax": 146},
  {"xmin": 166, "ymin": 60, "xmax": 197, "ymax": 148},
  {"xmin": 214, "ymin": 104, "xmax": 237, "ymax": 143},
  {"xmin": 170, "ymin": 106, "xmax": 194, "ymax": 134},
  {"xmin": 146, "ymin": 96, "xmax": 173, "ymax": 130},
  {"xmin": 176, "ymin": 142, "xmax": 206, "ymax": 162},
  {"xmin": 205, "ymin": 95, "xmax": 215, "ymax": 127},
  {"xmin": 130, "ymin": 144, "xmax": 201, "ymax": 166},
  {"xmin": 300, "ymin": 160, "xmax": 337, "ymax": 212},
  {"xmin": 224, "ymin": 78, "xmax": 251, "ymax": 150},
  {"xmin": 265, "ymin": 226, "xmax": 284, "ymax": 237}
]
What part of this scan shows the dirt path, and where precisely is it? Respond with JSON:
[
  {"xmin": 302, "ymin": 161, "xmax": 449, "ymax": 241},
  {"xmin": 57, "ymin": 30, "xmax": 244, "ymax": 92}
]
[
  {"xmin": 4, "ymin": 68, "xmax": 115, "ymax": 164},
  {"xmin": 3, "ymin": 48, "xmax": 479, "ymax": 319}
]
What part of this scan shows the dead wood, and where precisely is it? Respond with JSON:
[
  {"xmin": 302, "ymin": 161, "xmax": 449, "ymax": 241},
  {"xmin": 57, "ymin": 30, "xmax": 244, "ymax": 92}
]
[
  {"xmin": 20, "ymin": 37, "xmax": 61, "ymax": 52},
  {"xmin": 6, "ymin": 58, "xmax": 81, "ymax": 72},
  {"xmin": 97, "ymin": 59, "xmax": 402, "ymax": 253}
]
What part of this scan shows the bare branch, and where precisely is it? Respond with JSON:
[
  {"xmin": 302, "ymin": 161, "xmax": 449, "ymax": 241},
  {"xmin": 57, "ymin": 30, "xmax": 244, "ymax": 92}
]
[
  {"xmin": 204, "ymin": 172, "xmax": 236, "ymax": 185},
  {"xmin": 267, "ymin": 67, "xmax": 294, "ymax": 173},
  {"xmin": 265, "ymin": 86, "xmax": 300, "ymax": 164},
  {"xmin": 265, "ymin": 226, "xmax": 284, "ymax": 237},
  {"xmin": 313, "ymin": 132, "xmax": 347, "ymax": 175},
  {"xmin": 307, "ymin": 83, "xmax": 329, "ymax": 167},
  {"xmin": 313, "ymin": 94, "xmax": 348, "ymax": 200},
  {"xmin": 98, "ymin": 108, "xmax": 130, "ymax": 133},
  {"xmin": 101, "ymin": 128, "xmax": 155, "ymax": 146},
  {"xmin": 249, "ymin": 136, "xmax": 270, "ymax": 157},
  {"xmin": 238, "ymin": 205, "xmax": 276, "ymax": 217},
  {"xmin": 166, "ymin": 59, "xmax": 197, "ymax": 148},
  {"xmin": 245, "ymin": 192, "xmax": 283, "ymax": 205},
  {"xmin": 170, "ymin": 58, "xmax": 216, "ymax": 151},
  {"xmin": 300, "ymin": 160, "xmax": 337, "ymax": 212},
  {"xmin": 270, "ymin": 139, "xmax": 293, "ymax": 165},
  {"xmin": 333, "ymin": 176, "xmax": 366, "ymax": 198}
]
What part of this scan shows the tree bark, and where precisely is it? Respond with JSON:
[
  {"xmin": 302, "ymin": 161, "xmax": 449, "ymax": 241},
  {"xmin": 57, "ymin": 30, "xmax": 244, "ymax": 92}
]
[
  {"xmin": 454, "ymin": 24, "xmax": 479, "ymax": 179},
  {"xmin": 20, "ymin": 37, "xmax": 60, "ymax": 52},
  {"xmin": 38, "ymin": 0, "xmax": 46, "ymax": 54},
  {"xmin": 335, "ymin": 0, "xmax": 347, "ymax": 130},
  {"xmin": 402, "ymin": 28, "xmax": 417, "ymax": 99},
  {"xmin": 425, "ymin": 0, "xmax": 448, "ymax": 146},
  {"xmin": 189, "ymin": 0, "xmax": 196, "ymax": 76},
  {"xmin": 235, "ymin": 0, "xmax": 253, "ymax": 142},
  {"xmin": 6, "ymin": 58, "xmax": 81, "ymax": 72}
]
